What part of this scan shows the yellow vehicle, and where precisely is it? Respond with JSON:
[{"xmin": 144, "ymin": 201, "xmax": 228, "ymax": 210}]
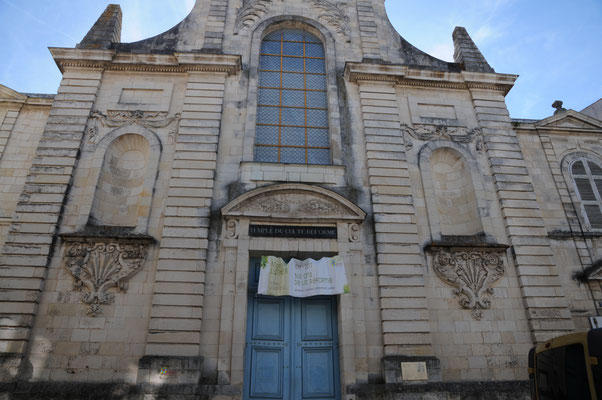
[{"xmin": 528, "ymin": 328, "xmax": 602, "ymax": 399}]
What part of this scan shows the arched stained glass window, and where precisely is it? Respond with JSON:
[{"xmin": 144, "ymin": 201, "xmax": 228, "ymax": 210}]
[
  {"xmin": 571, "ymin": 157, "xmax": 602, "ymax": 229},
  {"xmin": 254, "ymin": 29, "xmax": 330, "ymax": 165}
]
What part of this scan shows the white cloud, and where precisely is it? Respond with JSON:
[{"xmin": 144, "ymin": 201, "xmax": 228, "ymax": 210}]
[
  {"xmin": 1, "ymin": 0, "xmax": 76, "ymax": 41},
  {"xmin": 428, "ymin": 43, "xmax": 454, "ymax": 62},
  {"xmin": 473, "ymin": 25, "xmax": 497, "ymax": 43},
  {"xmin": 185, "ymin": 0, "xmax": 195, "ymax": 12}
]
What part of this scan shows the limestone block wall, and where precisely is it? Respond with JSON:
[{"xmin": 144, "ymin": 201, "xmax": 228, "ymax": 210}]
[
  {"xmin": 25, "ymin": 241, "xmax": 157, "ymax": 383},
  {"xmin": 353, "ymin": 80, "xmax": 433, "ymax": 358},
  {"xmin": 145, "ymin": 71, "xmax": 228, "ymax": 358},
  {"xmin": 0, "ymin": 104, "xmax": 50, "ymax": 249},
  {"xmin": 468, "ymin": 87, "xmax": 574, "ymax": 342},
  {"xmin": 197, "ymin": 40, "xmax": 385, "ymax": 385},
  {"xmin": 343, "ymin": 62, "xmax": 577, "ymax": 382},
  {"xmin": 398, "ymin": 86, "xmax": 532, "ymax": 381},
  {"xmin": 0, "ymin": 42, "xmax": 241, "ymax": 382},
  {"xmin": 517, "ymin": 126, "xmax": 601, "ymax": 330},
  {"xmin": 19, "ymin": 72, "xmax": 186, "ymax": 382},
  {"xmin": 0, "ymin": 69, "xmax": 103, "ymax": 379},
  {"xmin": 396, "ymin": 86, "xmax": 534, "ymax": 381}
]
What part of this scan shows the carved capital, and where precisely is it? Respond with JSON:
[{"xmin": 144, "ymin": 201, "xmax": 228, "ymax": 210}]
[
  {"xmin": 428, "ymin": 246, "xmax": 506, "ymax": 320},
  {"xmin": 62, "ymin": 237, "xmax": 152, "ymax": 316}
]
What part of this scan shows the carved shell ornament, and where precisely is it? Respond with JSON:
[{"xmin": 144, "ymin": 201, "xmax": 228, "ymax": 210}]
[
  {"xmin": 234, "ymin": 0, "xmax": 350, "ymax": 37},
  {"xmin": 64, "ymin": 240, "xmax": 149, "ymax": 316},
  {"xmin": 430, "ymin": 248, "xmax": 505, "ymax": 320}
]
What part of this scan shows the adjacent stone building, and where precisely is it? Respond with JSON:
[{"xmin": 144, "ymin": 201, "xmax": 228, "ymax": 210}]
[{"xmin": 1, "ymin": 1, "xmax": 601, "ymax": 398}]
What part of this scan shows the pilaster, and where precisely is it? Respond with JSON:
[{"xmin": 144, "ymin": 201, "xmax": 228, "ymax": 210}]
[
  {"xmin": 204, "ymin": 0, "xmax": 229, "ymax": 51},
  {"xmin": 0, "ymin": 68, "xmax": 103, "ymax": 378},
  {"xmin": 355, "ymin": 1, "xmax": 381, "ymax": 60},
  {"xmin": 144, "ymin": 72, "xmax": 228, "ymax": 357},
  {"xmin": 0, "ymin": 108, "xmax": 23, "ymax": 160},
  {"xmin": 355, "ymin": 80, "xmax": 433, "ymax": 356},
  {"xmin": 469, "ymin": 84, "xmax": 575, "ymax": 342}
]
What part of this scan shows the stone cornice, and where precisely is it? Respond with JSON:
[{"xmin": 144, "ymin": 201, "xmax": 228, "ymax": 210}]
[
  {"xmin": 0, "ymin": 84, "xmax": 54, "ymax": 107},
  {"xmin": 50, "ymin": 48, "xmax": 242, "ymax": 76},
  {"xmin": 344, "ymin": 62, "xmax": 517, "ymax": 95},
  {"xmin": 24, "ymin": 96, "xmax": 54, "ymax": 107},
  {"xmin": 513, "ymin": 110, "xmax": 602, "ymax": 134}
]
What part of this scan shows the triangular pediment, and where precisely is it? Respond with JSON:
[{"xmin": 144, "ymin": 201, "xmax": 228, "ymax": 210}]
[
  {"xmin": 536, "ymin": 110, "xmax": 602, "ymax": 131},
  {"xmin": 0, "ymin": 84, "xmax": 27, "ymax": 103},
  {"xmin": 222, "ymin": 183, "xmax": 366, "ymax": 222},
  {"xmin": 582, "ymin": 99, "xmax": 602, "ymax": 121}
]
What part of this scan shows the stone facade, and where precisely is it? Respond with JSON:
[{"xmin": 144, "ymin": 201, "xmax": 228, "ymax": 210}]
[{"xmin": 0, "ymin": 1, "xmax": 600, "ymax": 399}]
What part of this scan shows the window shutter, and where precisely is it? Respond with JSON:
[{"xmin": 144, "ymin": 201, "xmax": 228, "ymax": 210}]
[
  {"xmin": 571, "ymin": 157, "xmax": 602, "ymax": 230},
  {"xmin": 575, "ymin": 178, "xmax": 596, "ymax": 201},
  {"xmin": 585, "ymin": 205, "xmax": 602, "ymax": 229},
  {"xmin": 589, "ymin": 161, "xmax": 602, "ymax": 175},
  {"xmin": 572, "ymin": 161, "xmax": 586, "ymax": 175}
]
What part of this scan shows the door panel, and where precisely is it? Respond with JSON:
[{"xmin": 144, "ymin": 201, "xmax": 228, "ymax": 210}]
[
  {"xmin": 301, "ymin": 348, "xmax": 336, "ymax": 398},
  {"xmin": 253, "ymin": 298, "xmax": 286, "ymax": 340},
  {"xmin": 245, "ymin": 259, "xmax": 340, "ymax": 400},
  {"xmin": 249, "ymin": 347, "xmax": 285, "ymax": 398},
  {"xmin": 301, "ymin": 299, "xmax": 333, "ymax": 341},
  {"xmin": 296, "ymin": 297, "xmax": 338, "ymax": 400},
  {"xmin": 245, "ymin": 295, "xmax": 290, "ymax": 400}
]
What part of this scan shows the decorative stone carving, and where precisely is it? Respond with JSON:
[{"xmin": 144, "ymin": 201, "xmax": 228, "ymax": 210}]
[
  {"xmin": 235, "ymin": 0, "xmax": 350, "ymax": 37},
  {"xmin": 232, "ymin": 193, "xmax": 349, "ymax": 219},
  {"xmin": 349, "ymin": 223, "xmax": 360, "ymax": 242},
  {"xmin": 86, "ymin": 110, "xmax": 181, "ymax": 144},
  {"xmin": 298, "ymin": 199, "xmax": 343, "ymax": 215},
  {"xmin": 310, "ymin": 0, "xmax": 351, "ymax": 37},
  {"xmin": 246, "ymin": 197, "xmax": 292, "ymax": 214},
  {"xmin": 234, "ymin": 0, "xmax": 273, "ymax": 33},
  {"xmin": 225, "ymin": 219, "xmax": 239, "ymax": 239},
  {"xmin": 402, "ymin": 124, "xmax": 483, "ymax": 150},
  {"xmin": 221, "ymin": 184, "xmax": 367, "ymax": 223},
  {"xmin": 63, "ymin": 238, "xmax": 151, "ymax": 316},
  {"xmin": 429, "ymin": 247, "xmax": 505, "ymax": 320}
]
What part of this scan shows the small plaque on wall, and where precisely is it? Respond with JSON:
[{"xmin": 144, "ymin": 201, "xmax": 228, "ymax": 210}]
[
  {"xmin": 401, "ymin": 362, "xmax": 428, "ymax": 381},
  {"xmin": 249, "ymin": 225, "xmax": 337, "ymax": 239}
]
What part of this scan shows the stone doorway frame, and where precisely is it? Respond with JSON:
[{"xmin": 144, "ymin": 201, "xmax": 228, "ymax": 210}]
[{"xmin": 218, "ymin": 183, "xmax": 367, "ymax": 391}]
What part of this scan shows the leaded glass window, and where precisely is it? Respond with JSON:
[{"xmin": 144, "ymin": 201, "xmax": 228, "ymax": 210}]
[
  {"xmin": 254, "ymin": 29, "xmax": 330, "ymax": 165},
  {"xmin": 571, "ymin": 157, "xmax": 602, "ymax": 229}
]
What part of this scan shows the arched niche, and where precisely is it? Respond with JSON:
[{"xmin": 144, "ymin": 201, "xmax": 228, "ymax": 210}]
[
  {"xmin": 430, "ymin": 147, "xmax": 482, "ymax": 236},
  {"xmin": 419, "ymin": 140, "xmax": 488, "ymax": 241},
  {"xmin": 86, "ymin": 125, "xmax": 162, "ymax": 233}
]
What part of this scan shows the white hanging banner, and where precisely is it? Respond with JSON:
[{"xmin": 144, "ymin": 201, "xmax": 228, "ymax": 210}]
[{"xmin": 257, "ymin": 256, "xmax": 349, "ymax": 297}]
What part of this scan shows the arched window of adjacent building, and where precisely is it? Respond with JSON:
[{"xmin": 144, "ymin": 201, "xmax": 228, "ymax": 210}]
[
  {"xmin": 570, "ymin": 157, "xmax": 602, "ymax": 229},
  {"xmin": 429, "ymin": 147, "xmax": 483, "ymax": 236},
  {"xmin": 254, "ymin": 28, "xmax": 330, "ymax": 165},
  {"xmin": 89, "ymin": 134, "xmax": 150, "ymax": 228}
]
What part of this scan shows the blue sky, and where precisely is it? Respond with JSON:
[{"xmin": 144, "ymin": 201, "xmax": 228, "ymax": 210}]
[{"xmin": 0, "ymin": 0, "xmax": 600, "ymax": 119}]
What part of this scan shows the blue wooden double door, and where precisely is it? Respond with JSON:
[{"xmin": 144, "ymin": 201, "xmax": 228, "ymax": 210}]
[{"xmin": 244, "ymin": 261, "xmax": 341, "ymax": 400}]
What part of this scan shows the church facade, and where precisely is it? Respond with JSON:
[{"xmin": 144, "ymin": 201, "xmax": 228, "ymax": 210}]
[{"xmin": 1, "ymin": 1, "xmax": 602, "ymax": 399}]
